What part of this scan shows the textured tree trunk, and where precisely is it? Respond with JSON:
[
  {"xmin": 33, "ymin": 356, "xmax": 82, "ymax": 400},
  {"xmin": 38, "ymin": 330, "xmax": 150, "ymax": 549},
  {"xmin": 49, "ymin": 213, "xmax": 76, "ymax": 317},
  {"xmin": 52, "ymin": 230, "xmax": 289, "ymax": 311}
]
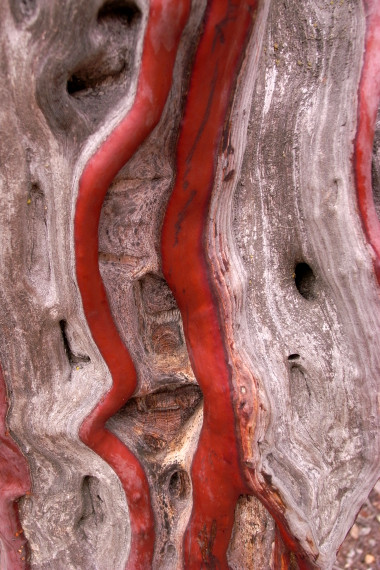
[{"xmin": 0, "ymin": 0, "xmax": 379, "ymax": 569}]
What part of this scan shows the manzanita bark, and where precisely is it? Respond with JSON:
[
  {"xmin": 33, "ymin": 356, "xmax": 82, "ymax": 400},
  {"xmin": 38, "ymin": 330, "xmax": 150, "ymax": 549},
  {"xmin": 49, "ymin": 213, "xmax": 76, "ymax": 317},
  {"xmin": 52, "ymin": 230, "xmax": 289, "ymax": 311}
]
[
  {"xmin": 0, "ymin": 0, "xmax": 379, "ymax": 569},
  {"xmin": 355, "ymin": 0, "xmax": 380, "ymax": 283},
  {"xmin": 0, "ymin": 368, "xmax": 30, "ymax": 568},
  {"xmin": 162, "ymin": 2, "xmax": 258, "ymax": 566},
  {"xmin": 75, "ymin": 3, "xmax": 191, "ymax": 567}
]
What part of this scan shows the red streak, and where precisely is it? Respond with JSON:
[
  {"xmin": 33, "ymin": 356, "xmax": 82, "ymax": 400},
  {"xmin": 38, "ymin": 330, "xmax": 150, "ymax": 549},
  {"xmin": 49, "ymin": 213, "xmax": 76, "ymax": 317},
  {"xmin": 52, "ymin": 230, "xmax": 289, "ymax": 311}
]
[
  {"xmin": 75, "ymin": 2, "xmax": 190, "ymax": 568},
  {"xmin": 0, "ymin": 367, "xmax": 30, "ymax": 569},
  {"xmin": 355, "ymin": 0, "xmax": 380, "ymax": 284},
  {"xmin": 244, "ymin": 480, "xmax": 316, "ymax": 568},
  {"xmin": 161, "ymin": 2, "xmax": 257, "ymax": 567},
  {"xmin": 273, "ymin": 527, "xmax": 293, "ymax": 569},
  {"xmin": 271, "ymin": 525, "xmax": 313, "ymax": 570}
]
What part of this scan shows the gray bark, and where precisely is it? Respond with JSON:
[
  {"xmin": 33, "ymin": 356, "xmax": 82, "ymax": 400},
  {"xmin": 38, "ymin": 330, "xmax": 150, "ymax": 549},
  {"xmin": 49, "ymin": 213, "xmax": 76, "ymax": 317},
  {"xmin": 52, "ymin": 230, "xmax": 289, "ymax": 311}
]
[{"xmin": 0, "ymin": 0, "xmax": 378, "ymax": 568}]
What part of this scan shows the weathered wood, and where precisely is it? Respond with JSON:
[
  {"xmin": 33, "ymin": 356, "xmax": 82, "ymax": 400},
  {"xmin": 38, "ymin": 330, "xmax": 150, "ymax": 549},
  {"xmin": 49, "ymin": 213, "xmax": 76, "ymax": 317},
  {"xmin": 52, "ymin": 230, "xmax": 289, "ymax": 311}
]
[
  {"xmin": 209, "ymin": 0, "xmax": 380, "ymax": 566},
  {"xmin": 0, "ymin": 0, "xmax": 378, "ymax": 568}
]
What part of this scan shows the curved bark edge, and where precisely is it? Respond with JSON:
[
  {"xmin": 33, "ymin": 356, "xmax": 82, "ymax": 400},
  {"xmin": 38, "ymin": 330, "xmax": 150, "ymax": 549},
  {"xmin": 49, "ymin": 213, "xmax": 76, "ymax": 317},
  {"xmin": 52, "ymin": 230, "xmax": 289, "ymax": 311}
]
[
  {"xmin": 74, "ymin": 3, "xmax": 191, "ymax": 567},
  {"xmin": 0, "ymin": 366, "xmax": 31, "ymax": 569},
  {"xmin": 161, "ymin": 2, "xmax": 258, "ymax": 567},
  {"xmin": 355, "ymin": 0, "xmax": 380, "ymax": 283}
]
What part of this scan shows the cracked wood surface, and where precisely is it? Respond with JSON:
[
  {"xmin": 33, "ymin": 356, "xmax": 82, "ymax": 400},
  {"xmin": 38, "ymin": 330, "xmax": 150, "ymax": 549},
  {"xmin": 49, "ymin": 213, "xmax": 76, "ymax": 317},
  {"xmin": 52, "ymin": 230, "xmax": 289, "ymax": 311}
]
[{"xmin": 0, "ymin": 0, "xmax": 379, "ymax": 568}]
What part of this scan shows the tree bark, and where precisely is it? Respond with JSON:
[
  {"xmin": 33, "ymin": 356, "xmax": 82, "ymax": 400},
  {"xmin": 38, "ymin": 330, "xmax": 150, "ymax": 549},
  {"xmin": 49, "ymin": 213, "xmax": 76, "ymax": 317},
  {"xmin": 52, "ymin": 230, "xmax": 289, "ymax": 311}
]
[{"xmin": 0, "ymin": 0, "xmax": 379, "ymax": 568}]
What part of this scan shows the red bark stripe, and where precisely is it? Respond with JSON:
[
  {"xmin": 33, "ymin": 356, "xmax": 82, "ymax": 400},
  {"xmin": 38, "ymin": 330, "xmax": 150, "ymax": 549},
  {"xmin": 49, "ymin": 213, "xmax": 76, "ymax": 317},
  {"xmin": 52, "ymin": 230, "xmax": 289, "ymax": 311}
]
[
  {"xmin": 355, "ymin": 0, "xmax": 380, "ymax": 284},
  {"xmin": 271, "ymin": 524, "xmax": 314, "ymax": 570},
  {"xmin": 0, "ymin": 366, "xmax": 30, "ymax": 569},
  {"xmin": 273, "ymin": 527, "xmax": 294, "ymax": 570},
  {"xmin": 75, "ymin": 3, "xmax": 190, "ymax": 568},
  {"xmin": 161, "ymin": 2, "xmax": 257, "ymax": 567}
]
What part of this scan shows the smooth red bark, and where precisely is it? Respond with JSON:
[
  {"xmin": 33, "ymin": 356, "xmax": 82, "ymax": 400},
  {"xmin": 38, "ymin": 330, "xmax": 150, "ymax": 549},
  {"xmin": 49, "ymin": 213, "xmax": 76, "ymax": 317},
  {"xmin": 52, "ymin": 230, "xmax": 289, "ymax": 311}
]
[
  {"xmin": 161, "ymin": 2, "xmax": 258, "ymax": 567},
  {"xmin": 355, "ymin": 0, "xmax": 380, "ymax": 284},
  {"xmin": 74, "ymin": 3, "xmax": 190, "ymax": 568}
]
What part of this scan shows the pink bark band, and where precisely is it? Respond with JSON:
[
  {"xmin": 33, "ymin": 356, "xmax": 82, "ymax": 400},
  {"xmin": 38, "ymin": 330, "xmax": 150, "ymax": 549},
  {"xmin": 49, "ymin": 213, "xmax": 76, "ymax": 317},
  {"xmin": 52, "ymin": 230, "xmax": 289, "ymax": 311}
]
[
  {"xmin": 75, "ymin": 3, "xmax": 191, "ymax": 568},
  {"xmin": 161, "ymin": 2, "xmax": 257, "ymax": 567},
  {"xmin": 355, "ymin": 0, "xmax": 380, "ymax": 284}
]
